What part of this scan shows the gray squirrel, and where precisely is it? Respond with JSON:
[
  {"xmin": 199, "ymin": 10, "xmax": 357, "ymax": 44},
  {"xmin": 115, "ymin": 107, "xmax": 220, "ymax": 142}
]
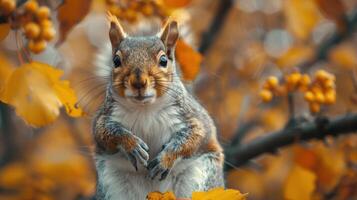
[{"xmin": 93, "ymin": 13, "xmax": 224, "ymax": 200}]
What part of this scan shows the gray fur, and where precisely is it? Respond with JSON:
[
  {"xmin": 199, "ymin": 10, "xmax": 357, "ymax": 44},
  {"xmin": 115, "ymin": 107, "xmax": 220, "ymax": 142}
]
[{"xmin": 93, "ymin": 32, "xmax": 224, "ymax": 200}]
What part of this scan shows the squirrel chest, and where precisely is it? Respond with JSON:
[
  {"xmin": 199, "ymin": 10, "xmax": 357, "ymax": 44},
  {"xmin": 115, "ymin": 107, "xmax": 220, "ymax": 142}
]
[{"xmin": 106, "ymin": 101, "xmax": 185, "ymax": 171}]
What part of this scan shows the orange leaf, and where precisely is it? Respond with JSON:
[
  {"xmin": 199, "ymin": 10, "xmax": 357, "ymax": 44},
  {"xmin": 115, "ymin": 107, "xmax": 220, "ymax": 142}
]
[
  {"xmin": 329, "ymin": 44, "xmax": 357, "ymax": 70},
  {"xmin": 277, "ymin": 46, "xmax": 314, "ymax": 68},
  {"xmin": 284, "ymin": 165, "xmax": 316, "ymax": 200},
  {"xmin": 284, "ymin": 0, "xmax": 321, "ymax": 40},
  {"xmin": 0, "ymin": 23, "xmax": 10, "ymax": 41},
  {"xmin": 147, "ymin": 191, "xmax": 176, "ymax": 200},
  {"xmin": 176, "ymin": 39, "xmax": 202, "ymax": 81},
  {"xmin": 192, "ymin": 187, "xmax": 246, "ymax": 200},
  {"xmin": 57, "ymin": 0, "xmax": 92, "ymax": 43},
  {"xmin": 0, "ymin": 53, "xmax": 14, "ymax": 97}
]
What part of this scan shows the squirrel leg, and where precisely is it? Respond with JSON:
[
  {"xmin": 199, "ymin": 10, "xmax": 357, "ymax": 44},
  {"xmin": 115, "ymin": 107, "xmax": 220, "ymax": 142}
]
[
  {"xmin": 147, "ymin": 117, "xmax": 205, "ymax": 180},
  {"xmin": 172, "ymin": 152, "xmax": 225, "ymax": 198},
  {"xmin": 94, "ymin": 115, "xmax": 149, "ymax": 170}
]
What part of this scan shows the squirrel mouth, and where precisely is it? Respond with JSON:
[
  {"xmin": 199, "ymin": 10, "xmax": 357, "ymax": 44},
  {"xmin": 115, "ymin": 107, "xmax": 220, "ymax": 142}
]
[{"xmin": 130, "ymin": 94, "xmax": 155, "ymax": 102}]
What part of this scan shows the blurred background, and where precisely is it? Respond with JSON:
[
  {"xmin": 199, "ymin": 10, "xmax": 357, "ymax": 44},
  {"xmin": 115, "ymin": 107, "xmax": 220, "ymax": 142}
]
[{"xmin": 1, "ymin": 0, "xmax": 357, "ymax": 199}]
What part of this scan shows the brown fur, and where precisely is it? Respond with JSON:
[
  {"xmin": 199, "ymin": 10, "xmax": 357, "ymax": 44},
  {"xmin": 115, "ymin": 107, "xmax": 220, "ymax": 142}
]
[
  {"xmin": 94, "ymin": 115, "xmax": 137, "ymax": 154},
  {"xmin": 204, "ymin": 137, "xmax": 224, "ymax": 165},
  {"xmin": 148, "ymin": 66, "xmax": 173, "ymax": 97},
  {"xmin": 161, "ymin": 117, "xmax": 205, "ymax": 168}
]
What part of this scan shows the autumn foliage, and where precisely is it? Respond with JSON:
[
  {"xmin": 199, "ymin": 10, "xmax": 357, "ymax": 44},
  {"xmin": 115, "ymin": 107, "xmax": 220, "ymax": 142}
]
[{"xmin": 1, "ymin": 0, "xmax": 357, "ymax": 200}]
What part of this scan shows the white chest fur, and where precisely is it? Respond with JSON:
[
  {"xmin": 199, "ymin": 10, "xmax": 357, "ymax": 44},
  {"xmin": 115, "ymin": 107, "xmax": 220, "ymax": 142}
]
[{"xmin": 111, "ymin": 101, "xmax": 184, "ymax": 157}]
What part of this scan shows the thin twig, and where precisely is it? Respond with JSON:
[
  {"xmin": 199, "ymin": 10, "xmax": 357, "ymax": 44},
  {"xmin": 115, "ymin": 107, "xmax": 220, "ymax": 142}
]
[
  {"xmin": 299, "ymin": 10, "xmax": 357, "ymax": 72},
  {"xmin": 198, "ymin": 0, "xmax": 233, "ymax": 54}
]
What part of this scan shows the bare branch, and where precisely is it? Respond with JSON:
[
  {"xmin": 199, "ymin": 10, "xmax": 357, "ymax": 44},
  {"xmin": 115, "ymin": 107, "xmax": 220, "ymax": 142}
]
[{"xmin": 225, "ymin": 113, "xmax": 357, "ymax": 169}]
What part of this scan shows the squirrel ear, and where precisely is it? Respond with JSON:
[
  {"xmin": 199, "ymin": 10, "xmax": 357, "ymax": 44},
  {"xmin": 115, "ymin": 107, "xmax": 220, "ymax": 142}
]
[
  {"xmin": 160, "ymin": 21, "xmax": 179, "ymax": 57},
  {"xmin": 107, "ymin": 12, "xmax": 126, "ymax": 50}
]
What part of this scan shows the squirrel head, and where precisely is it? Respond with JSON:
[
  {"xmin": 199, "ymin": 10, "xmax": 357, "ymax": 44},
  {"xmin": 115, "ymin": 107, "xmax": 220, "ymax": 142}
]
[{"xmin": 107, "ymin": 13, "xmax": 179, "ymax": 105}]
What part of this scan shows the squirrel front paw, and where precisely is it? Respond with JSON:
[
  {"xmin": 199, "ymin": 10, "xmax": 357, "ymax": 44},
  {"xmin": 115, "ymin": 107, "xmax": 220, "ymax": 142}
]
[
  {"xmin": 147, "ymin": 152, "xmax": 176, "ymax": 181},
  {"xmin": 120, "ymin": 135, "xmax": 149, "ymax": 171}
]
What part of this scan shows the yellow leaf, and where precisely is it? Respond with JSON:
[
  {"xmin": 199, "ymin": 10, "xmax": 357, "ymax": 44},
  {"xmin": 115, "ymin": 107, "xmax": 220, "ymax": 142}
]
[
  {"xmin": 0, "ymin": 62, "xmax": 82, "ymax": 127},
  {"xmin": 0, "ymin": 163, "xmax": 28, "ymax": 188},
  {"xmin": 57, "ymin": 0, "xmax": 92, "ymax": 43},
  {"xmin": 0, "ymin": 53, "xmax": 14, "ymax": 97},
  {"xmin": 176, "ymin": 39, "xmax": 202, "ymax": 81},
  {"xmin": 147, "ymin": 191, "xmax": 176, "ymax": 200},
  {"xmin": 192, "ymin": 188, "xmax": 246, "ymax": 200},
  {"xmin": 0, "ymin": 23, "xmax": 10, "ymax": 41},
  {"xmin": 277, "ymin": 46, "xmax": 314, "ymax": 68},
  {"xmin": 284, "ymin": 165, "xmax": 316, "ymax": 200},
  {"xmin": 313, "ymin": 143, "xmax": 346, "ymax": 192},
  {"xmin": 284, "ymin": 0, "xmax": 321, "ymax": 40},
  {"xmin": 53, "ymin": 80, "xmax": 83, "ymax": 117},
  {"xmin": 329, "ymin": 45, "xmax": 357, "ymax": 70}
]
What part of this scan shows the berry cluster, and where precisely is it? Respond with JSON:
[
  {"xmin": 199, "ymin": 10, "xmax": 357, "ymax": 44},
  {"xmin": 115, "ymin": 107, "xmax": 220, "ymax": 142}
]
[
  {"xmin": 304, "ymin": 70, "xmax": 336, "ymax": 113},
  {"xmin": 260, "ymin": 70, "xmax": 336, "ymax": 113},
  {"xmin": 23, "ymin": 0, "xmax": 55, "ymax": 53},
  {"xmin": 0, "ymin": 0, "xmax": 55, "ymax": 54},
  {"xmin": 106, "ymin": 0, "xmax": 166, "ymax": 23}
]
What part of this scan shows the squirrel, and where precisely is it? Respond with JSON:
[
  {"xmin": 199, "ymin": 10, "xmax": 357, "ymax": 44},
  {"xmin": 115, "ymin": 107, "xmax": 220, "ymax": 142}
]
[{"xmin": 93, "ymin": 13, "xmax": 224, "ymax": 200}]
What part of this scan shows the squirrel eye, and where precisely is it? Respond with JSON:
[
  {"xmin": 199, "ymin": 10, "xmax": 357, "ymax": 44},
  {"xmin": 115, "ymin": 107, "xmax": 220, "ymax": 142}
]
[
  {"xmin": 159, "ymin": 55, "xmax": 168, "ymax": 67},
  {"xmin": 113, "ymin": 55, "xmax": 121, "ymax": 68}
]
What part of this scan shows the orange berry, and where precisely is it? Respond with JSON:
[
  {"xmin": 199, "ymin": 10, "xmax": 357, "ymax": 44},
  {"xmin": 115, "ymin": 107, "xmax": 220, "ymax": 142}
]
[
  {"xmin": 311, "ymin": 86, "xmax": 322, "ymax": 94},
  {"xmin": 286, "ymin": 73, "xmax": 301, "ymax": 90},
  {"xmin": 36, "ymin": 6, "xmax": 51, "ymax": 20},
  {"xmin": 324, "ymin": 79, "xmax": 335, "ymax": 89},
  {"xmin": 125, "ymin": 9, "xmax": 137, "ymax": 22},
  {"xmin": 309, "ymin": 102, "xmax": 320, "ymax": 113},
  {"xmin": 315, "ymin": 70, "xmax": 329, "ymax": 82},
  {"xmin": 24, "ymin": 0, "xmax": 38, "ymax": 13},
  {"xmin": 304, "ymin": 91, "xmax": 315, "ymax": 102},
  {"xmin": 40, "ymin": 19, "xmax": 53, "ymax": 28},
  {"xmin": 108, "ymin": 5, "xmax": 121, "ymax": 17},
  {"xmin": 28, "ymin": 40, "xmax": 47, "ymax": 54},
  {"xmin": 325, "ymin": 91, "xmax": 336, "ymax": 104},
  {"xmin": 315, "ymin": 91, "xmax": 325, "ymax": 104},
  {"xmin": 299, "ymin": 74, "xmax": 311, "ymax": 86},
  {"xmin": 24, "ymin": 22, "xmax": 41, "ymax": 39},
  {"xmin": 41, "ymin": 27, "xmax": 55, "ymax": 41},
  {"xmin": 275, "ymin": 85, "xmax": 287, "ymax": 96},
  {"xmin": 141, "ymin": 4, "xmax": 154, "ymax": 16},
  {"xmin": 0, "ymin": 0, "xmax": 15, "ymax": 15},
  {"xmin": 260, "ymin": 89, "xmax": 273, "ymax": 102},
  {"xmin": 267, "ymin": 76, "xmax": 279, "ymax": 88},
  {"xmin": 130, "ymin": 1, "xmax": 140, "ymax": 9},
  {"xmin": 262, "ymin": 82, "xmax": 270, "ymax": 90}
]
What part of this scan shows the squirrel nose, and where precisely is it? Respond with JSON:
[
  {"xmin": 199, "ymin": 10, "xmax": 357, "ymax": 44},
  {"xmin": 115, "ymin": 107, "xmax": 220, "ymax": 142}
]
[{"xmin": 131, "ymin": 79, "xmax": 147, "ymax": 90}]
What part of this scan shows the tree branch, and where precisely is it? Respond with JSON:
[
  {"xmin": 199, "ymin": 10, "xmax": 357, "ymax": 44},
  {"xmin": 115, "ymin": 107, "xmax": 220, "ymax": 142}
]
[
  {"xmin": 300, "ymin": 9, "xmax": 357, "ymax": 72},
  {"xmin": 224, "ymin": 113, "xmax": 357, "ymax": 169},
  {"xmin": 198, "ymin": 0, "xmax": 233, "ymax": 54}
]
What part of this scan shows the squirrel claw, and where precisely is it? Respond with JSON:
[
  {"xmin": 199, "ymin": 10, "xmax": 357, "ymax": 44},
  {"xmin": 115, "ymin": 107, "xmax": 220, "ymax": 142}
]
[
  {"xmin": 126, "ymin": 136, "xmax": 150, "ymax": 169},
  {"xmin": 127, "ymin": 153, "xmax": 138, "ymax": 171},
  {"xmin": 147, "ymin": 157, "xmax": 170, "ymax": 181}
]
